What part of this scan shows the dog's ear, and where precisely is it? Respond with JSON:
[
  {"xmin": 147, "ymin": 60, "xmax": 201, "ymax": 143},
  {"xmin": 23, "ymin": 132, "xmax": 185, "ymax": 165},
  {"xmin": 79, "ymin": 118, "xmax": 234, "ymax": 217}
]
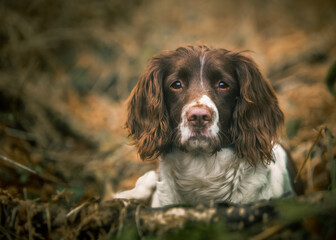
[
  {"xmin": 230, "ymin": 53, "xmax": 284, "ymax": 165},
  {"xmin": 125, "ymin": 55, "xmax": 171, "ymax": 161}
]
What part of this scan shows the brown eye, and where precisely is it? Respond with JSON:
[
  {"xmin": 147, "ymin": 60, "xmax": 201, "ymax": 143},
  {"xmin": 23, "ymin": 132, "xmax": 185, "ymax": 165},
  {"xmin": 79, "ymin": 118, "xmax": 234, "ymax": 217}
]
[
  {"xmin": 171, "ymin": 81, "xmax": 183, "ymax": 91},
  {"xmin": 218, "ymin": 81, "xmax": 229, "ymax": 91}
]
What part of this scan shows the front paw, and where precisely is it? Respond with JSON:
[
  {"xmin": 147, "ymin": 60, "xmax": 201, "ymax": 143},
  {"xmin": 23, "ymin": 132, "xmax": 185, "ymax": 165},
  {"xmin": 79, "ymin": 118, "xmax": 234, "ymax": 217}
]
[{"xmin": 114, "ymin": 170, "xmax": 158, "ymax": 201}]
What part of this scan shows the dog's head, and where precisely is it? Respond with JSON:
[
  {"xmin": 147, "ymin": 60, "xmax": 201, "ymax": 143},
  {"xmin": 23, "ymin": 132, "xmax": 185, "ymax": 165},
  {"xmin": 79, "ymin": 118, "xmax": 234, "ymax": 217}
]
[{"xmin": 125, "ymin": 45, "xmax": 284, "ymax": 165}]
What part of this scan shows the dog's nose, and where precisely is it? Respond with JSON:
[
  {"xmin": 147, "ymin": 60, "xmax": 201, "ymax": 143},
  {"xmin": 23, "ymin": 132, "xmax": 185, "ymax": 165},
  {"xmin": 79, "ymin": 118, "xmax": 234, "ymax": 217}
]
[{"xmin": 187, "ymin": 107, "xmax": 212, "ymax": 127}]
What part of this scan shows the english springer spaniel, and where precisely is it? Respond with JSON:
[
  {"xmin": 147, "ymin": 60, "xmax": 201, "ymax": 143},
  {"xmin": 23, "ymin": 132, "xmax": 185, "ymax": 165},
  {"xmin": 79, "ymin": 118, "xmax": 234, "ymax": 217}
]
[{"xmin": 115, "ymin": 45, "xmax": 301, "ymax": 207}]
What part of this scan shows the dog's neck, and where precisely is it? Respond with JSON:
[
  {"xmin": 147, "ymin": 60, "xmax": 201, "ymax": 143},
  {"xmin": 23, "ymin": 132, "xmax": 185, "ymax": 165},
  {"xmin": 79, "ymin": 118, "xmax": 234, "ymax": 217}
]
[{"xmin": 158, "ymin": 148, "xmax": 253, "ymax": 204}]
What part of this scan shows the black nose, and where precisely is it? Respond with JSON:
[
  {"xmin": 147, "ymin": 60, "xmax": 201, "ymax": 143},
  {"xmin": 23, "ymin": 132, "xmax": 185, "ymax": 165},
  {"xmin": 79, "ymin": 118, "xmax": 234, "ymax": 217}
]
[{"xmin": 187, "ymin": 107, "xmax": 212, "ymax": 127}]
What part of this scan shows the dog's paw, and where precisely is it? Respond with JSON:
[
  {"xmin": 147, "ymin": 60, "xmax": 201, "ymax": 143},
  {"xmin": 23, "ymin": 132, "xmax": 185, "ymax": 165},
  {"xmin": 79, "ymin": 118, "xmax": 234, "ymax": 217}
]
[{"xmin": 114, "ymin": 170, "xmax": 158, "ymax": 200}]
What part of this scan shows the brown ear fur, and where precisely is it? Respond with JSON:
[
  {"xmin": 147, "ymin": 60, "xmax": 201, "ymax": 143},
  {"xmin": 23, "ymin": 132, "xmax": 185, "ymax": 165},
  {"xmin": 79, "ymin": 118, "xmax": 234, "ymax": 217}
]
[
  {"xmin": 125, "ymin": 56, "xmax": 170, "ymax": 161},
  {"xmin": 230, "ymin": 53, "xmax": 284, "ymax": 165}
]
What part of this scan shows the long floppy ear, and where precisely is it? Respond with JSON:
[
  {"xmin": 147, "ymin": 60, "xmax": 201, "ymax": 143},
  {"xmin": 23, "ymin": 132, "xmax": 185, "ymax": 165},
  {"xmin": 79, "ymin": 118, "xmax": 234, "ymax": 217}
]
[
  {"xmin": 125, "ymin": 56, "xmax": 170, "ymax": 161},
  {"xmin": 230, "ymin": 53, "xmax": 284, "ymax": 165}
]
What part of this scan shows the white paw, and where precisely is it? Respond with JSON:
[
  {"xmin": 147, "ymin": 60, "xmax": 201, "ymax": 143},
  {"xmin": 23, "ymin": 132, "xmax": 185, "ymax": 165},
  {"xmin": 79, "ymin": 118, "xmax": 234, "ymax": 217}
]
[{"xmin": 114, "ymin": 170, "xmax": 158, "ymax": 200}]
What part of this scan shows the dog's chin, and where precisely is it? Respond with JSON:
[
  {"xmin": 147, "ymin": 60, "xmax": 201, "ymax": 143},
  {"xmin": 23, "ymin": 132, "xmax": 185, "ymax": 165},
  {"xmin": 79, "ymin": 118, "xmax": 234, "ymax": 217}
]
[{"xmin": 182, "ymin": 135, "xmax": 219, "ymax": 153}]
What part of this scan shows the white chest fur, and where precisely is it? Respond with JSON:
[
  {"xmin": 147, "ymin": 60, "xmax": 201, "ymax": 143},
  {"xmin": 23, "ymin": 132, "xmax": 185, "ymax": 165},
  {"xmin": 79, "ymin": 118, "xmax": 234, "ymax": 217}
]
[{"xmin": 153, "ymin": 144, "xmax": 293, "ymax": 207}]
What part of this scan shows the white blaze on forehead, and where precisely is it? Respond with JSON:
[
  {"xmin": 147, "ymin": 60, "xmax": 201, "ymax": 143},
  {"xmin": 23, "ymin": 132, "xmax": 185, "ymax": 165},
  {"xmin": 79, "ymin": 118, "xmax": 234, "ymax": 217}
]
[
  {"xmin": 200, "ymin": 54, "xmax": 206, "ymax": 88},
  {"xmin": 198, "ymin": 95, "xmax": 217, "ymax": 113},
  {"xmin": 179, "ymin": 95, "xmax": 219, "ymax": 144}
]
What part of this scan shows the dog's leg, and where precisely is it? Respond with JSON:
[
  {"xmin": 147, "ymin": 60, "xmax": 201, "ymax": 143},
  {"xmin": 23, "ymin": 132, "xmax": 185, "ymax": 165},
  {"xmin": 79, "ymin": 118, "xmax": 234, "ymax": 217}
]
[{"xmin": 114, "ymin": 170, "xmax": 158, "ymax": 201}]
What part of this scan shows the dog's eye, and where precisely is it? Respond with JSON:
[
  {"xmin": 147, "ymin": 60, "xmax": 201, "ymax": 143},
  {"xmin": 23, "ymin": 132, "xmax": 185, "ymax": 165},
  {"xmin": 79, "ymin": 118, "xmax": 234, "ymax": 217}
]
[
  {"xmin": 171, "ymin": 81, "xmax": 183, "ymax": 91},
  {"xmin": 218, "ymin": 81, "xmax": 229, "ymax": 91}
]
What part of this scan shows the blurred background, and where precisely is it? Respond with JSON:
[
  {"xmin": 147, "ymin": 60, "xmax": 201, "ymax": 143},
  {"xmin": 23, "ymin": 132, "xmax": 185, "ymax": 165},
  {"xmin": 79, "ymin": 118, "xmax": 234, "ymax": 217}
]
[{"xmin": 0, "ymin": 0, "xmax": 335, "ymax": 202}]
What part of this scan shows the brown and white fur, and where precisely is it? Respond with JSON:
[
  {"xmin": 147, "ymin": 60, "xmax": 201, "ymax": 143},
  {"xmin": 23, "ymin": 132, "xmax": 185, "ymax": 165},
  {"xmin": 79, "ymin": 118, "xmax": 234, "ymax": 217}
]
[{"xmin": 115, "ymin": 45, "xmax": 301, "ymax": 207}]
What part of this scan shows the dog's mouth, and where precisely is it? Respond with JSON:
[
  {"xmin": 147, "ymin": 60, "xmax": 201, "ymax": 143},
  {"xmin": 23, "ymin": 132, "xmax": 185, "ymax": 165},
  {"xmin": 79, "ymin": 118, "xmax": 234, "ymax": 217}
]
[{"xmin": 181, "ymin": 133, "xmax": 218, "ymax": 153}]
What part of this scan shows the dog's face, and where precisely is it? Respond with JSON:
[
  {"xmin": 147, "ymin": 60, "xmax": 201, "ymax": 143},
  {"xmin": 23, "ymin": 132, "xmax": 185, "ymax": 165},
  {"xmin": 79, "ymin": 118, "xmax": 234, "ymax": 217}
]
[
  {"xmin": 126, "ymin": 45, "xmax": 284, "ymax": 165},
  {"xmin": 163, "ymin": 50, "xmax": 240, "ymax": 153}
]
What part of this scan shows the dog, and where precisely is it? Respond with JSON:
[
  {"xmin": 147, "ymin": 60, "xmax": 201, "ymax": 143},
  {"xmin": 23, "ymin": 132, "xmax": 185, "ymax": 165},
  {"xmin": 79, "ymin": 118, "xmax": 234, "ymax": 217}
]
[{"xmin": 114, "ymin": 45, "xmax": 302, "ymax": 207}]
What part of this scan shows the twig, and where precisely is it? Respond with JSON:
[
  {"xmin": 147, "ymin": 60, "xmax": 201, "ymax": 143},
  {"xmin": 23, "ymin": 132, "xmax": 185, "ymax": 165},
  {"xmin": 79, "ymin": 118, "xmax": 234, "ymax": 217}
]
[
  {"xmin": 45, "ymin": 204, "xmax": 51, "ymax": 234},
  {"xmin": 66, "ymin": 201, "xmax": 89, "ymax": 218},
  {"xmin": 116, "ymin": 200, "xmax": 129, "ymax": 237},
  {"xmin": 249, "ymin": 224, "xmax": 283, "ymax": 240},
  {"xmin": 9, "ymin": 207, "xmax": 18, "ymax": 228},
  {"xmin": 24, "ymin": 188, "xmax": 33, "ymax": 240},
  {"xmin": 294, "ymin": 127, "xmax": 324, "ymax": 183},
  {"xmin": 325, "ymin": 128, "xmax": 335, "ymax": 191},
  {"xmin": 135, "ymin": 203, "xmax": 145, "ymax": 239},
  {"xmin": 306, "ymin": 152, "xmax": 314, "ymax": 193},
  {"xmin": 0, "ymin": 154, "xmax": 37, "ymax": 175},
  {"xmin": 2, "ymin": 126, "xmax": 36, "ymax": 142}
]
